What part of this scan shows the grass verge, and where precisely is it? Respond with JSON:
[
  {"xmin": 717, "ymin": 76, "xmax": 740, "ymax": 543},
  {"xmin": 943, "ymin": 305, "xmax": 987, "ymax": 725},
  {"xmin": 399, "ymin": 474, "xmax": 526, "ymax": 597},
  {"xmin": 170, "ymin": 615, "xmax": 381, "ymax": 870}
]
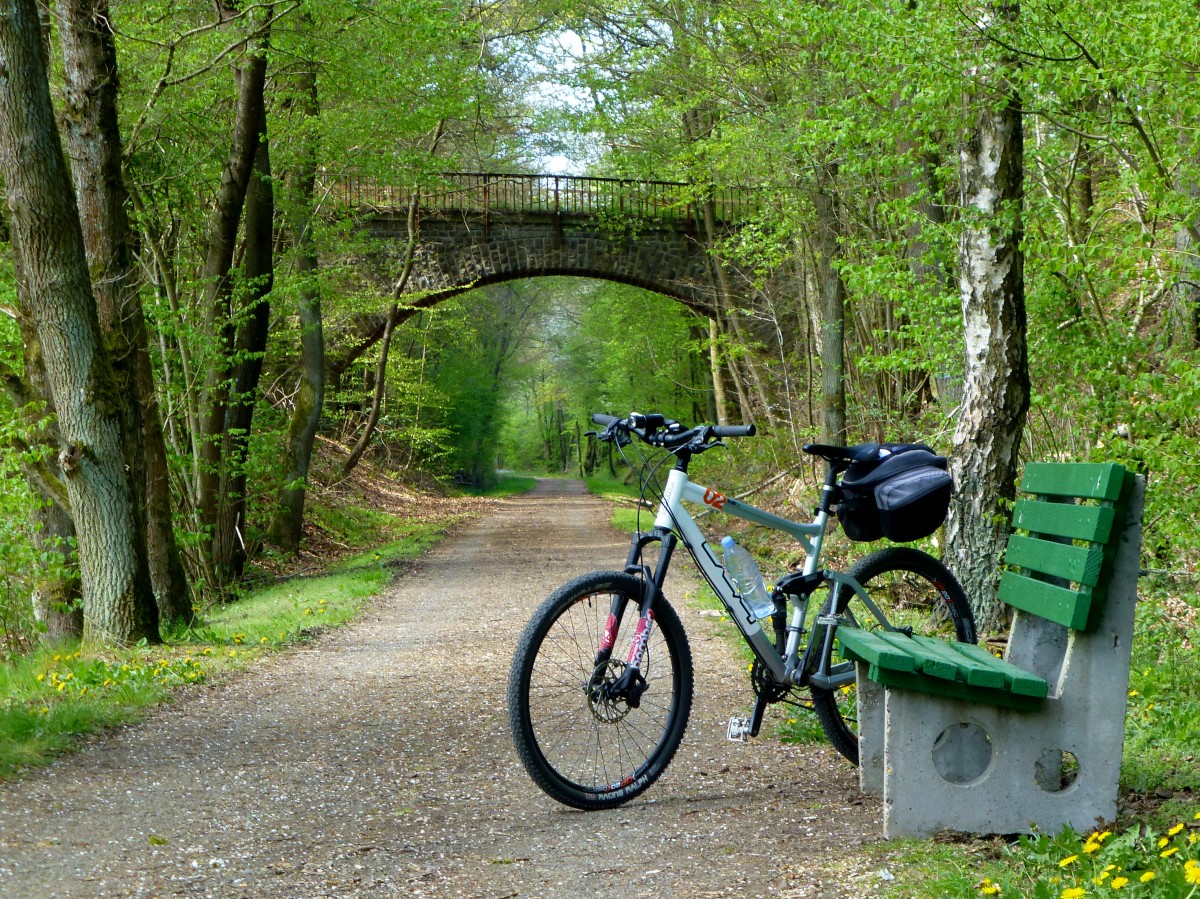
[{"xmin": 0, "ymin": 512, "xmax": 464, "ymax": 779}]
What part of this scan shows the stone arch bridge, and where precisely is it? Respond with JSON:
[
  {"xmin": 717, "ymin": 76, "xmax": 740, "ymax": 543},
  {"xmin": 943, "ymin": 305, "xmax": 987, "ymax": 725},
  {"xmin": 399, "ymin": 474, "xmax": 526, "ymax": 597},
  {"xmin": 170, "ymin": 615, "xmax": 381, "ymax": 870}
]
[{"xmin": 327, "ymin": 172, "xmax": 755, "ymax": 379}]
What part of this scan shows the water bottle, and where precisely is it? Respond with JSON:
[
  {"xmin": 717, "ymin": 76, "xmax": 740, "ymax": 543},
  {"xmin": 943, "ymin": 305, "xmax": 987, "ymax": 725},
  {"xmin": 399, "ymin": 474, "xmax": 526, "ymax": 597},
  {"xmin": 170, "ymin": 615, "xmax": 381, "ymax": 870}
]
[{"xmin": 720, "ymin": 536, "xmax": 775, "ymax": 620}]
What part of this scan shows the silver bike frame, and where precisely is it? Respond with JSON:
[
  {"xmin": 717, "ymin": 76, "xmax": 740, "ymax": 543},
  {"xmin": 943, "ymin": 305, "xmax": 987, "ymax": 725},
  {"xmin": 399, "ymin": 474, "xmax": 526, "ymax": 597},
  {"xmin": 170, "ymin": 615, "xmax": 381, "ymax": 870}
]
[{"xmin": 653, "ymin": 468, "xmax": 834, "ymax": 684}]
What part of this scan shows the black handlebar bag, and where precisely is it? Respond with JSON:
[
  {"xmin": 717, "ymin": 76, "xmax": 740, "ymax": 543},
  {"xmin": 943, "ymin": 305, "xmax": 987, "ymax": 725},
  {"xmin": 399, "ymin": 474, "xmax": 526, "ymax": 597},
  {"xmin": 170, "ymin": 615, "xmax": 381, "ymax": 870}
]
[{"xmin": 836, "ymin": 444, "xmax": 953, "ymax": 543}]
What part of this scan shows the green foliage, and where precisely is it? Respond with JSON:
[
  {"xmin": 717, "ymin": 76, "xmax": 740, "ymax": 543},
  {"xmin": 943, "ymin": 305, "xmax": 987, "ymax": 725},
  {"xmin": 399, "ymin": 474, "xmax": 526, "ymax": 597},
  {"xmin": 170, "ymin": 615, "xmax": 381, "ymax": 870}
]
[
  {"xmin": 498, "ymin": 278, "xmax": 710, "ymax": 476},
  {"xmin": 0, "ymin": 405, "xmax": 71, "ymax": 654},
  {"xmin": 1122, "ymin": 585, "xmax": 1200, "ymax": 794},
  {"xmin": 885, "ymin": 817, "xmax": 1200, "ymax": 898}
]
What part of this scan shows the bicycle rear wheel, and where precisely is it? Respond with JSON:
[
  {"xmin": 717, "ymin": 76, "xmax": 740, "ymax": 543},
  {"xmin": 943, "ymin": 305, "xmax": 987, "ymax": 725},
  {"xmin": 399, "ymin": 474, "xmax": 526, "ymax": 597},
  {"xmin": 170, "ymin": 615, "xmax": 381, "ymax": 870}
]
[
  {"xmin": 811, "ymin": 547, "xmax": 975, "ymax": 764},
  {"xmin": 507, "ymin": 571, "xmax": 693, "ymax": 810}
]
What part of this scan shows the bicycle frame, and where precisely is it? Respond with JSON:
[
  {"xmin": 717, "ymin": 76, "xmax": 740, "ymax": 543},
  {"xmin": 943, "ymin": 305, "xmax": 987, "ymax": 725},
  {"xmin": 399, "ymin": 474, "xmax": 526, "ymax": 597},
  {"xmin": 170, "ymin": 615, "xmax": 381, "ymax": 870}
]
[{"xmin": 615, "ymin": 465, "xmax": 870, "ymax": 692}]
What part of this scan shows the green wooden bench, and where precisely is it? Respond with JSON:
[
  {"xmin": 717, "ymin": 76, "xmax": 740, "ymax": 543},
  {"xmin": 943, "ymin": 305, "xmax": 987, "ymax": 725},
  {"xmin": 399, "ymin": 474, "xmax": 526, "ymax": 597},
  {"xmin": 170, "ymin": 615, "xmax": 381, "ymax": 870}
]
[{"xmin": 835, "ymin": 462, "xmax": 1145, "ymax": 838}]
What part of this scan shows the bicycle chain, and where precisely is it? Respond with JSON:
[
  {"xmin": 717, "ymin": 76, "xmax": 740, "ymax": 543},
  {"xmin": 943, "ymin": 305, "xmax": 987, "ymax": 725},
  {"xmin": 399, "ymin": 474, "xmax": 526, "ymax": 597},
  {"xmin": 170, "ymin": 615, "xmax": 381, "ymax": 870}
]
[{"xmin": 750, "ymin": 658, "xmax": 792, "ymax": 704}]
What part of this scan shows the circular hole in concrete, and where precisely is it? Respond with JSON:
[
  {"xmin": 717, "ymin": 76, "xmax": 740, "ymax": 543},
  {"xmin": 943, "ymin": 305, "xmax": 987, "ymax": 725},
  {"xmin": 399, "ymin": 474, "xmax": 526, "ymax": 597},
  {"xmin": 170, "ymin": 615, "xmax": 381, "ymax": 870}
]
[
  {"xmin": 931, "ymin": 723, "xmax": 993, "ymax": 785},
  {"xmin": 1035, "ymin": 749, "xmax": 1080, "ymax": 792}
]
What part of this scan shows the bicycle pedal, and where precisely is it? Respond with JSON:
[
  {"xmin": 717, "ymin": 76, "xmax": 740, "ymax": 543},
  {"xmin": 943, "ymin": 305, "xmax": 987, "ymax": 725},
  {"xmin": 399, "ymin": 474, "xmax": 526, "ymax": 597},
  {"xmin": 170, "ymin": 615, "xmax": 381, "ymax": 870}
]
[{"xmin": 726, "ymin": 715, "xmax": 752, "ymax": 742}]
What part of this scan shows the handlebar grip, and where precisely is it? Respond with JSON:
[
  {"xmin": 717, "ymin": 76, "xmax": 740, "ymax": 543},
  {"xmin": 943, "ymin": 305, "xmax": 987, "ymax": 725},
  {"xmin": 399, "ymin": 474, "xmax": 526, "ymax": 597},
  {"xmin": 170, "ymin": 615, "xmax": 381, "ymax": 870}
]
[
  {"xmin": 591, "ymin": 413, "xmax": 622, "ymax": 427},
  {"xmin": 713, "ymin": 423, "xmax": 756, "ymax": 438}
]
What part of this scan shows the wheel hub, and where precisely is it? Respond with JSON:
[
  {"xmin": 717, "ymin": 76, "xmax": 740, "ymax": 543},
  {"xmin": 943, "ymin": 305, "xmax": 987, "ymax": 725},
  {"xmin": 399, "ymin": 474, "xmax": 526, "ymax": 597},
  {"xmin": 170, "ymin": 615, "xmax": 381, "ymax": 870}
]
[{"xmin": 586, "ymin": 660, "xmax": 634, "ymax": 722}]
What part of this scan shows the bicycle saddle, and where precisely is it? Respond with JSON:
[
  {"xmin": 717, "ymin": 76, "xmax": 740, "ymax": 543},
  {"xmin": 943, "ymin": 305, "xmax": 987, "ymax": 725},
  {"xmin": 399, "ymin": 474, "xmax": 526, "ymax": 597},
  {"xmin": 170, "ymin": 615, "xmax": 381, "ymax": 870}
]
[{"xmin": 802, "ymin": 443, "xmax": 891, "ymax": 463}]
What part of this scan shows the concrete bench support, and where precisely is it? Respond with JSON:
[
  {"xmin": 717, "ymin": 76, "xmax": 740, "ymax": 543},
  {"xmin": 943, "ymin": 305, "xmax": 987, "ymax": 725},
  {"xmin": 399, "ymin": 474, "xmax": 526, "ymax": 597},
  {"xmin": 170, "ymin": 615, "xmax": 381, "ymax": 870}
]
[{"xmin": 855, "ymin": 473, "xmax": 1144, "ymax": 838}]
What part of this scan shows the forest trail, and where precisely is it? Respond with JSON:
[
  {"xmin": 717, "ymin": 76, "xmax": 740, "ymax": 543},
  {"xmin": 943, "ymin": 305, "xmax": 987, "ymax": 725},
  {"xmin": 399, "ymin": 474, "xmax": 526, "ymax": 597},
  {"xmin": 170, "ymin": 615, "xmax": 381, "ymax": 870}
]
[{"xmin": 0, "ymin": 480, "xmax": 881, "ymax": 898}]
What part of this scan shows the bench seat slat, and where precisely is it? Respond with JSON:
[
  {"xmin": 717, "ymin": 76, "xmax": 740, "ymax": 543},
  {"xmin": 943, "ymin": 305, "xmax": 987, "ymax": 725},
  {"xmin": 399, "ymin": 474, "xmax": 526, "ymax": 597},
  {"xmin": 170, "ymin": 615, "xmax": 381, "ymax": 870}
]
[
  {"xmin": 1005, "ymin": 534, "xmax": 1106, "ymax": 587},
  {"xmin": 904, "ymin": 635, "xmax": 1006, "ymax": 689},
  {"xmin": 836, "ymin": 627, "xmax": 1050, "ymax": 707},
  {"xmin": 1012, "ymin": 499, "xmax": 1115, "ymax": 543},
  {"xmin": 865, "ymin": 665, "xmax": 1046, "ymax": 712},
  {"xmin": 1020, "ymin": 462, "xmax": 1126, "ymax": 501},
  {"xmin": 937, "ymin": 641, "xmax": 1049, "ymax": 697},
  {"xmin": 835, "ymin": 627, "xmax": 916, "ymax": 672},
  {"xmin": 998, "ymin": 571, "xmax": 1093, "ymax": 630},
  {"xmin": 873, "ymin": 631, "xmax": 958, "ymax": 680}
]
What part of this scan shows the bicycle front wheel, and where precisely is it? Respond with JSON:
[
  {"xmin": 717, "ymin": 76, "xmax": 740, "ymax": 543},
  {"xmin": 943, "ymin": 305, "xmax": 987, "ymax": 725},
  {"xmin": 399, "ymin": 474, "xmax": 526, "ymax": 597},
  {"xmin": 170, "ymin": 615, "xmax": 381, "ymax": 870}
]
[
  {"xmin": 811, "ymin": 547, "xmax": 975, "ymax": 765},
  {"xmin": 507, "ymin": 571, "xmax": 693, "ymax": 810}
]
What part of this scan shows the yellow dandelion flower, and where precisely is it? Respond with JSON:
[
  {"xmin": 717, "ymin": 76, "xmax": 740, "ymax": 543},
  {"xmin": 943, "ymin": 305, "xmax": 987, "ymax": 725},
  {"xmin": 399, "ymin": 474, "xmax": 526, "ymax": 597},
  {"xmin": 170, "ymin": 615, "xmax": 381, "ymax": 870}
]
[
  {"xmin": 1059, "ymin": 855, "xmax": 1079, "ymax": 867},
  {"xmin": 1110, "ymin": 876, "xmax": 1128, "ymax": 889},
  {"xmin": 1061, "ymin": 888, "xmax": 1086, "ymax": 899},
  {"xmin": 1158, "ymin": 837, "xmax": 1170, "ymax": 848},
  {"xmin": 1093, "ymin": 871, "xmax": 1109, "ymax": 883},
  {"xmin": 1161, "ymin": 846, "xmax": 1179, "ymax": 858},
  {"xmin": 1169, "ymin": 823, "xmax": 1185, "ymax": 836},
  {"xmin": 1083, "ymin": 839, "xmax": 1101, "ymax": 854},
  {"xmin": 1140, "ymin": 871, "xmax": 1156, "ymax": 883},
  {"xmin": 1187, "ymin": 867, "xmax": 1200, "ymax": 887},
  {"xmin": 36, "ymin": 674, "xmax": 44, "ymax": 682},
  {"xmin": 1190, "ymin": 833, "xmax": 1199, "ymax": 845}
]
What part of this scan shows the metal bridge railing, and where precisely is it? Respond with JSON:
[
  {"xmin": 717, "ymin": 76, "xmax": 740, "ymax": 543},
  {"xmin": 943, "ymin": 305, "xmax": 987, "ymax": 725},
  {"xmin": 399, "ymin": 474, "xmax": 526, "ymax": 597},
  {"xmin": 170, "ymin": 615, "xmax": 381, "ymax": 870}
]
[{"xmin": 326, "ymin": 172, "xmax": 752, "ymax": 224}]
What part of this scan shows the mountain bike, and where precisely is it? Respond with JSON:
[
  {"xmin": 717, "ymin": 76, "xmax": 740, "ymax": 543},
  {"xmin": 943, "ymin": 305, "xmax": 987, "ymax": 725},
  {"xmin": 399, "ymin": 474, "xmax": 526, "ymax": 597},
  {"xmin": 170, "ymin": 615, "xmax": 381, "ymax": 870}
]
[{"xmin": 507, "ymin": 412, "xmax": 975, "ymax": 810}]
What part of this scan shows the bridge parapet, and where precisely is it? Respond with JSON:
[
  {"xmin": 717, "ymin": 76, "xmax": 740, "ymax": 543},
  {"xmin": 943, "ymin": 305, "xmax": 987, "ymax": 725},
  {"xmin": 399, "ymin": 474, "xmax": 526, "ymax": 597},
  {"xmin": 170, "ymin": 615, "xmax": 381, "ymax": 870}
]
[{"xmin": 328, "ymin": 172, "xmax": 751, "ymax": 225}]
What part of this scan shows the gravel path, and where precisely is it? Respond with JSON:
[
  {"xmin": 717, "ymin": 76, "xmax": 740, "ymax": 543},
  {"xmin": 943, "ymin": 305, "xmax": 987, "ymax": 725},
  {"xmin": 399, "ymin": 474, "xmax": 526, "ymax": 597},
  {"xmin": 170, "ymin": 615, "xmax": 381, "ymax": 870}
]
[{"xmin": 0, "ymin": 480, "xmax": 882, "ymax": 898}]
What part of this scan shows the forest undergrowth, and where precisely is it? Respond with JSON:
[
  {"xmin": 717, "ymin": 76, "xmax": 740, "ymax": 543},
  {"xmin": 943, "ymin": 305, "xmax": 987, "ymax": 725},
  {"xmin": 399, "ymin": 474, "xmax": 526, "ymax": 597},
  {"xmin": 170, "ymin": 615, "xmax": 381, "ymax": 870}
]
[{"xmin": 0, "ymin": 439, "xmax": 496, "ymax": 778}]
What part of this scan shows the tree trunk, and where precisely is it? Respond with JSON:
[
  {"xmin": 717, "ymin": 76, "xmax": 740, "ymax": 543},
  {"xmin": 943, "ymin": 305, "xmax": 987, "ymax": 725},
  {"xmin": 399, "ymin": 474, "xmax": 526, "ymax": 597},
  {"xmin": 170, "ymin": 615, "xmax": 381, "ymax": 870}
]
[
  {"xmin": 944, "ymin": 8, "xmax": 1030, "ymax": 632},
  {"xmin": 56, "ymin": 0, "xmax": 191, "ymax": 625},
  {"xmin": 267, "ymin": 55, "xmax": 324, "ymax": 553},
  {"xmin": 8, "ymin": 245, "xmax": 82, "ymax": 641},
  {"xmin": 0, "ymin": 0, "xmax": 158, "ymax": 645},
  {"xmin": 1174, "ymin": 223, "xmax": 1200, "ymax": 349},
  {"xmin": 212, "ymin": 125, "xmax": 273, "ymax": 583},
  {"xmin": 707, "ymin": 317, "xmax": 729, "ymax": 425},
  {"xmin": 812, "ymin": 168, "xmax": 848, "ymax": 445},
  {"xmin": 1173, "ymin": 175, "xmax": 1200, "ymax": 349},
  {"xmin": 699, "ymin": 196, "xmax": 775, "ymax": 428},
  {"xmin": 195, "ymin": 38, "xmax": 269, "ymax": 593}
]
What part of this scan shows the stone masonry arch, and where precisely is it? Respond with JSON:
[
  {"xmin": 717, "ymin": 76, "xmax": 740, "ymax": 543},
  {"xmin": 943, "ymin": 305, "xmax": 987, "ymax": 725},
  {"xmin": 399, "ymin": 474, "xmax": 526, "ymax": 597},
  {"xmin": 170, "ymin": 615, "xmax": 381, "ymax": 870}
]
[
  {"xmin": 361, "ymin": 211, "xmax": 721, "ymax": 318},
  {"xmin": 328, "ymin": 173, "xmax": 752, "ymax": 381}
]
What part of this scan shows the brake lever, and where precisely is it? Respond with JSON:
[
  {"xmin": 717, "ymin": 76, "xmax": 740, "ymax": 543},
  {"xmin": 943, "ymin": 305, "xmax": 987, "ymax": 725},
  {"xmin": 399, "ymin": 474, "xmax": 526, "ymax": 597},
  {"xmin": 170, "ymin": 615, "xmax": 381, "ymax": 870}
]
[{"xmin": 601, "ymin": 422, "xmax": 631, "ymax": 446}]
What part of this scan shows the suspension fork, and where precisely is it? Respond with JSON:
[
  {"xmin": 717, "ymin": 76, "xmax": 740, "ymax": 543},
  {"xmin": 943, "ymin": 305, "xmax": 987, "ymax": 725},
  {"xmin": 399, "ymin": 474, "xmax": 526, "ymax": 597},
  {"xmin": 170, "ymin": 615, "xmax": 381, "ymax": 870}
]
[{"xmin": 594, "ymin": 529, "xmax": 676, "ymax": 706}]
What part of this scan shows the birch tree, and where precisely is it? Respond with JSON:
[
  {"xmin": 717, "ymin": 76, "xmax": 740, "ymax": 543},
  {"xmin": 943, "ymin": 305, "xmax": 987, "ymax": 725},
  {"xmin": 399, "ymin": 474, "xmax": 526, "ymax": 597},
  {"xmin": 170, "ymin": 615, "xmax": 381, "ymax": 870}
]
[{"xmin": 943, "ymin": 3, "xmax": 1030, "ymax": 629}]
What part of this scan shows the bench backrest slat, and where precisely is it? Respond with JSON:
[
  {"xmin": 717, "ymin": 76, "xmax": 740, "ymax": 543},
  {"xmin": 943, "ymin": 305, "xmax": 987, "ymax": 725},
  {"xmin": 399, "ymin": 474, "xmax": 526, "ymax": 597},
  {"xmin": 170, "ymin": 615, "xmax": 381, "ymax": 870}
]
[
  {"xmin": 1019, "ymin": 461, "xmax": 1126, "ymax": 501},
  {"xmin": 1000, "ymin": 462, "xmax": 1130, "ymax": 631},
  {"xmin": 998, "ymin": 572, "xmax": 1093, "ymax": 630},
  {"xmin": 1011, "ymin": 500, "xmax": 1114, "ymax": 543},
  {"xmin": 1005, "ymin": 534, "xmax": 1106, "ymax": 587}
]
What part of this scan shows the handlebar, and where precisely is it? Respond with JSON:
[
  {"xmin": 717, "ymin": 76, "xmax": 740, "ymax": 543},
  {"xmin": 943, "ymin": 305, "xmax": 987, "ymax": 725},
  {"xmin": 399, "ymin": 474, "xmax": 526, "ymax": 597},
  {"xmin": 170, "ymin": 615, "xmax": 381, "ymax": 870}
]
[{"xmin": 591, "ymin": 412, "xmax": 756, "ymax": 452}]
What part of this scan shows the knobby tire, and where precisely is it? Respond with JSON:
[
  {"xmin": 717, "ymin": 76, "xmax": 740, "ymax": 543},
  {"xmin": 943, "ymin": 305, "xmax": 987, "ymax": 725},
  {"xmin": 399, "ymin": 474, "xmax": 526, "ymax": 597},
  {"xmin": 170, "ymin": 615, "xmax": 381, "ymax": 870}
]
[
  {"xmin": 811, "ymin": 547, "xmax": 975, "ymax": 764},
  {"xmin": 507, "ymin": 571, "xmax": 693, "ymax": 810}
]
